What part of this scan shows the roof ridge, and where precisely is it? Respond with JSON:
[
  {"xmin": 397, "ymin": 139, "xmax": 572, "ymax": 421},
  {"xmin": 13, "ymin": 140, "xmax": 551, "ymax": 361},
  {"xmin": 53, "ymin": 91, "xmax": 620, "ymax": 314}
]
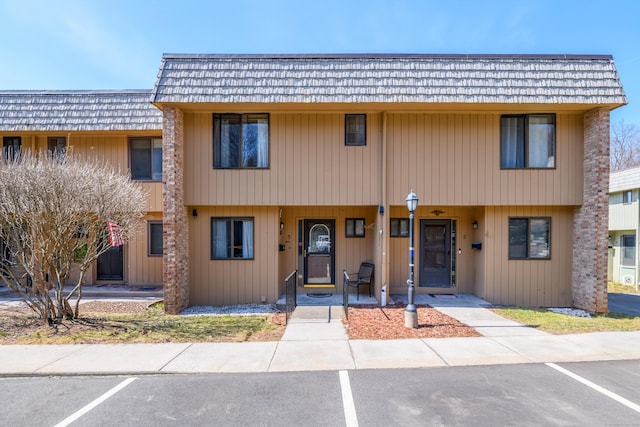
[
  {"xmin": 161, "ymin": 53, "xmax": 615, "ymax": 60},
  {"xmin": 0, "ymin": 89, "xmax": 152, "ymax": 95}
]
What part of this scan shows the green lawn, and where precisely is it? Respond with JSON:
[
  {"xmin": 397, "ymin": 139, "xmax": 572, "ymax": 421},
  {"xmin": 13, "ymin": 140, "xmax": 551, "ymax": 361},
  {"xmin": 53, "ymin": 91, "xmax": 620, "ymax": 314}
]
[
  {"xmin": 493, "ymin": 307, "xmax": 640, "ymax": 335},
  {"xmin": 608, "ymin": 281, "xmax": 640, "ymax": 294},
  {"xmin": 0, "ymin": 305, "xmax": 285, "ymax": 344},
  {"xmin": 493, "ymin": 282, "xmax": 639, "ymax": 334}
]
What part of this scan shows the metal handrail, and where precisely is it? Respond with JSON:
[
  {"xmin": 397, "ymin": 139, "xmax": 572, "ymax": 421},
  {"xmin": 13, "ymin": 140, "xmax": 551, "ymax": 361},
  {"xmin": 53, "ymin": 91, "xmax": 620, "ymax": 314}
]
[{"xmin": 284, "ymin": 269, "xmax": 297, "ymax": 324}]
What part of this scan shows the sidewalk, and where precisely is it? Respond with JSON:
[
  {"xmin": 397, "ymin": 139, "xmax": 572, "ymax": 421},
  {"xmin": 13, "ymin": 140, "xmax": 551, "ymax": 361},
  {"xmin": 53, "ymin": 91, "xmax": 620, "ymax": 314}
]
[{"xmin": 1, "ymin": 294, "xmax": 639, "ymax": 376}]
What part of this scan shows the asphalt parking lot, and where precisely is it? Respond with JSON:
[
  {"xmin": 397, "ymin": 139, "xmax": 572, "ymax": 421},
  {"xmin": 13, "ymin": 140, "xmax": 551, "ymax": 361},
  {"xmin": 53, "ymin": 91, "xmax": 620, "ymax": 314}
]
[{"xmin": 1, "ymin": 360, "xmax": 639, "ymax": 426}]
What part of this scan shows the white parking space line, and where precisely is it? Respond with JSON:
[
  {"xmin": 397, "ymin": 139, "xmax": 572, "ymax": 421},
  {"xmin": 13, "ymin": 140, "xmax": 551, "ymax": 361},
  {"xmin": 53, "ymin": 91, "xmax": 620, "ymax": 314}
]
[
  {"xmin": 339, "ymin": 370, "xmax": 359, "ymax": 427},
  {"xmin": 54, "ymin": 377, "xmax": 138, "ymax": 427},
  {"xmin": 546, "ymin": 363, "xmax": 640, "ymax": 414}
]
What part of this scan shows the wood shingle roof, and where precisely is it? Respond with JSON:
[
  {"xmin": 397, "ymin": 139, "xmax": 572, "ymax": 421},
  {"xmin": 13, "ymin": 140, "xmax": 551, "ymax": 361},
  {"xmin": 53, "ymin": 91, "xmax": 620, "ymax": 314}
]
[
  {"xmin": 0, "ymin": 90, "xmax": 162, "ymax": 132},
  {"xmin": 151, "ymin": 54, "xmax": 628, "ymax": 106}
]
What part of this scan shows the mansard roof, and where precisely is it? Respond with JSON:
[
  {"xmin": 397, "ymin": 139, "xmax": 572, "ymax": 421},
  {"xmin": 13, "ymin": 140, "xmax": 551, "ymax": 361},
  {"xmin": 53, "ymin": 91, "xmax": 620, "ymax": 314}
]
[
  {"xmin": 0, "ymin": 90, "xmax": 162, "ymax": 132},
  {"xmin": 610, "ymin": 166, "xmax": 640, "ymax": 193},
  {"xmin": 152, "ymin": 54, "xmax": 627, "ymax": 107}
]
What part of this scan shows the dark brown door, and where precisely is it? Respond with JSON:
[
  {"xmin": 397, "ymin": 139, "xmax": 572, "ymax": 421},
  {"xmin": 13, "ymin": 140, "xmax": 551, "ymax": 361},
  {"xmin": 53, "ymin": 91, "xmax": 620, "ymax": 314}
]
[
  {"xmin": 420, "ymin": 219, "xmax": 451, "ymax": 287},
  {"xmin": 97, "ymin": 246, "xmax": 124, "ymax": 280}
]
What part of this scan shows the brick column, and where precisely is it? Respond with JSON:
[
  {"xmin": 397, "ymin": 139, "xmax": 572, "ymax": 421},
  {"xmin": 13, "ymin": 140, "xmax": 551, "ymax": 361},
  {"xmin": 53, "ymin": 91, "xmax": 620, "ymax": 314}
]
[
  {"xmin": 162, "ymin": 106, "xmax": 189, "ymax": 314},
  {"xmin": 572, "ymin": 107, "xmax": 609, "ymax": 313}
]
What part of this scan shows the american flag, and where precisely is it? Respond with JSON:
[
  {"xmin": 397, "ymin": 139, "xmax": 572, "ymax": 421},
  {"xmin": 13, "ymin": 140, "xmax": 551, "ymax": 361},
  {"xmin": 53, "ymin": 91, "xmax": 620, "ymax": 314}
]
[{"xmin": 107, "ymin": 219, "xmax": 126, "ymax": 247}]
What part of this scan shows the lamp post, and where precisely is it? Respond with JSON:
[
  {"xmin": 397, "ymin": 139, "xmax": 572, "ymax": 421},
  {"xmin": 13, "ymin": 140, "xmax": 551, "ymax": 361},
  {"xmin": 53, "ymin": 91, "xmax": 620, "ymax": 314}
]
[{"xmin": 405, "ymin": 190, "xmax": 419, "ymax": 328}]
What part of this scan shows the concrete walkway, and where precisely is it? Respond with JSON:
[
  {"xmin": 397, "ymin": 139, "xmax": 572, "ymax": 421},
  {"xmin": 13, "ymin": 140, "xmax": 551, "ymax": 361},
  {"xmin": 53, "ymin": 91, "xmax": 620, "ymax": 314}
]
[{"xmin": 1, "ymin": 294, "xmax": 639, "ymax": 375}]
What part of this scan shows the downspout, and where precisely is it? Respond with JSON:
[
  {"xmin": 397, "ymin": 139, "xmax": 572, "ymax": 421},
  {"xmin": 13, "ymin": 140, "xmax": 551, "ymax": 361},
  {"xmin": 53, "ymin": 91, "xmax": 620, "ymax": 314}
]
[{"xmin": 380, "ymin": 111, "xmax": 388, "ymax": 304}]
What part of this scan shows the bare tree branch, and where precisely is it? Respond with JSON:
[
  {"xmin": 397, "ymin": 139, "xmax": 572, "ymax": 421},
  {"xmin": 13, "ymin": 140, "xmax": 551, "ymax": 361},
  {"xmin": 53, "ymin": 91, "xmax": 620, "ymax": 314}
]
[{"xmin": 611, "ymin": 119, "xmax": 640, "ymax": 171}]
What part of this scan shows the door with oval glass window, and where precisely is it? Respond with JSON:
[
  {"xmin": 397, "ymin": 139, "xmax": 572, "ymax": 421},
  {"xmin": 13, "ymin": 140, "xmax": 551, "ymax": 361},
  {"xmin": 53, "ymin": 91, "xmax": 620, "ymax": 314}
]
[{"xmin": 303, "ymin": 219, "xmax": 335, "ymax": 287}]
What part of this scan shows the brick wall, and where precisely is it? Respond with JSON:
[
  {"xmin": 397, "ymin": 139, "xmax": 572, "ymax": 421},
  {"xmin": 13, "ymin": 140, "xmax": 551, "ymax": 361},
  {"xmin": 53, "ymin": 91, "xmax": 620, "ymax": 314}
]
[
  {"xmin": 162, "ymin": 106, "xmax": 189, "ymax": 314},
  {"xmin": 572, "ymin": 107, "xmax": 609, "ymax": 313}
]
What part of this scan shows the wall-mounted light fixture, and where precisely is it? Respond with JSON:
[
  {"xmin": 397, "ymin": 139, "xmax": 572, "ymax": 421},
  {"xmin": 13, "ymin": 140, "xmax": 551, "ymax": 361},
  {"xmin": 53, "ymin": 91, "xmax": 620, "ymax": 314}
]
[
  {"xmin": 280, "ymin": 221, "xmax": 285, "ymax": 233},
  {"xmin": 472, "ymin": 220, "xmax": 478, "ymax": 229},
  {"xmin": 192, "ymin": 209, "xmax": 198, "ymax": 217}
]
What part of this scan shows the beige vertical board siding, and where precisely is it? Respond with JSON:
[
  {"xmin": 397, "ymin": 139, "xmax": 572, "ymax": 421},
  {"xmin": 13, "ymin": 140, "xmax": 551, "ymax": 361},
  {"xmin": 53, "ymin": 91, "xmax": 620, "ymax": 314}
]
[
  {"xmin": 472, "ymin": 207, "xmax": 486, "ymax": 298},
  {"xmin": 68, "ymin": 134, "xmax": 127, "ymax": 168},
  {"xmin": 386, "ymin": 113, "xmax": 584, "ymax": 206},
  {"xmin": 387, "ymin": 206, "xmax": 476, "ymax": 295},
  {"xmin": 609, "ymin": 192, "xmax": 638, "ymax": 230},
  {"xmin": 126, "ymin": 213, "xmax": 163, "ymax": 285},
  {"xmin": 183, "ymin": 112, "xmax": 380, "ymax": 206},
  {"xmin": 138, "ymin": 183, "xmax": 162, "ymax": 212},
  {"xmin": 462, "ymin": 115, "xmax": 471, "ymax": 205},
  {"xmin": 188, "ymin": 206, "xmax": 279, "ymax": 306},
  {"xmin": 482, "ymin": 206, "xmax": 573, "ymax": 307}
]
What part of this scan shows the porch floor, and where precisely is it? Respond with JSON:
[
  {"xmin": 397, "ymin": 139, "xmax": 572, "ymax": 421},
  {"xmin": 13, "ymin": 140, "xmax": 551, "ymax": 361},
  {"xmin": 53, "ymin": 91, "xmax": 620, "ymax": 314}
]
[{"xmin": 276, "ymin": 292, "xmax": 378, "ymax": 306}]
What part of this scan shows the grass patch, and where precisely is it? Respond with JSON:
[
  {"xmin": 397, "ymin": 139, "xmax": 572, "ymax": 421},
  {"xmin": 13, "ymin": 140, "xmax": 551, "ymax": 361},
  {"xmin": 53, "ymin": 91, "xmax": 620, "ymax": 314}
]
[
  {"xmin": 0, "ymin": 306, "xmax": 285, "ymax": 344},
  {"xmin": 608, "ymin": 281, "xmax": 640, "ymax": 294},
  {"xmin": 493, "ymin": 307, "xmax": 640, "ymax": 335}
]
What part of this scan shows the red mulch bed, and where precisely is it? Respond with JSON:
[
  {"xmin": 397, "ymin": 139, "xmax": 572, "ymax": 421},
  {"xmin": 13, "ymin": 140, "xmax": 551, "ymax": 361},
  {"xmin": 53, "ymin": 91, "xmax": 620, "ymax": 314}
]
[{"xmin": 343, "ymin": 303, "xmax": 481, "ymax": 340}]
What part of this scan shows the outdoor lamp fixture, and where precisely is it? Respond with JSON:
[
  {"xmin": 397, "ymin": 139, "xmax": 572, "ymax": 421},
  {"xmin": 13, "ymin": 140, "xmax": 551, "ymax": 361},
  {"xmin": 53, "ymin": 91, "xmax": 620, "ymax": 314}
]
[
  {"xmin": 405, "ymin": 190, "xmax": 419, "ymax": 328},
  {"xmin": 472, "ymin": 220, "xmax": 478, "ymax": 229}
]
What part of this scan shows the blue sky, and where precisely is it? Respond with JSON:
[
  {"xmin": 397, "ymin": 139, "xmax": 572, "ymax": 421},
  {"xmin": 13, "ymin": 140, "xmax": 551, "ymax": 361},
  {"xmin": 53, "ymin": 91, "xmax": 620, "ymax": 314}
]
[{"xmin": 1, "ymin": 0, "xmax": 638, "ymax": 124}]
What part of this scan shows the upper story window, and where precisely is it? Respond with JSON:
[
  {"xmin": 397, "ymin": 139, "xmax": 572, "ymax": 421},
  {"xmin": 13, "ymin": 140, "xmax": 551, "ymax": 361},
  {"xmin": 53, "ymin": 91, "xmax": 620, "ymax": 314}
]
[
  {"xmin": 48, "ymin": 137, "xmax": 67, "ymax": 156},
  {"xmin": 213, "ymin": 113, "xmax": 269, "ymax": 168},
  {"xmin": 501, "ymin": 114, "xmax": 555, "ymax": 169},
  {"xmin": 623, "ymin": 190, "xmax": 633, "ymax": 204},
  {"xmin": 345, "ymin": 114, "xmax": 366, "ymax": 146},
  {"xmin": 130, "ymin": 137, "xmax": 162, "ymax": 181},
  {"xmin": 2, "ymin": 136, "xmax": 21, "ymax": 161},
  {"xmin": 508, "ymin": 217, "xmax": 551, "ymax": 259}
]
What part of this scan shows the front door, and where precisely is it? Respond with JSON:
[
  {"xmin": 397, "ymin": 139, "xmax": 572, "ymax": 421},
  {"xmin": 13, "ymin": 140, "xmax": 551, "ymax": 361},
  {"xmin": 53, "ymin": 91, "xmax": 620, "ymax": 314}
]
[
  {"xmin": 420, "ymin": 219, "xmax": 452, "ymax": 287},
  {"xmin": 303, "ymin": 219, "xmax": 335, "ymax": 286},
  {"xmin": 97, "ymin": 246, "xmax": 124, "ymax": 280}
]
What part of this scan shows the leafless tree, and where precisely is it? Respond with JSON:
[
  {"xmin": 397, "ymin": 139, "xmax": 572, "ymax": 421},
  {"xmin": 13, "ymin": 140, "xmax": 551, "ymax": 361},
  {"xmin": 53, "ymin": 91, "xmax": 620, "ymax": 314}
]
[
  {"xmin": 610, "ymin": 119, "xmax": 640, "ymax": 171},
  {"xmin": 0, "ymin": 151, "xmax": 146, "ymax": 323}
]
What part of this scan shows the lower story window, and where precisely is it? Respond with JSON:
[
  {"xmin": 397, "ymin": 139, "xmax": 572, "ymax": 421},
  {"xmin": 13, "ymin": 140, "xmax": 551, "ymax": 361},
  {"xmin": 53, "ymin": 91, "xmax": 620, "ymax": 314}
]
[
  {"xmin": 509, "ymin": 217, "xmax": 551, "ymax": 259},
  {"xmin": 390, "ymin": 218, "xmax": 409, "ymax": 237},
  {"xmin": 211, "ymin": 217, "xmax": 254, "ymax": 259},
  {"xmin": 148, "ymin": 221, "xmax": 163, "ymax": 257},
  {"xmin": 622, "ymin": 234, "xmax": 636, "ymax": 266},
  {"xmin": 345, "ymin": 218, "xmax": 365, "ymax": 237}
]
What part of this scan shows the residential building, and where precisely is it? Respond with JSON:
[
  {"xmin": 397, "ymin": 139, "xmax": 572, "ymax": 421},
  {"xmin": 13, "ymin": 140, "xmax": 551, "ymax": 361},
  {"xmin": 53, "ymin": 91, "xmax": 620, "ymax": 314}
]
[
  {"xmin": 609, "ymin": 166, "xmax": 640, "ymax": 290},
  {"xmin": 151, "ymin": 54, "xmax": 627, "ymax": 314},
  {"xmin": 0, "ymin": 54, "xmax": 627, "ymax": 314},
  {"xmin": 0, "ymin": 90, "xmax": 163, "ymax": 287}
]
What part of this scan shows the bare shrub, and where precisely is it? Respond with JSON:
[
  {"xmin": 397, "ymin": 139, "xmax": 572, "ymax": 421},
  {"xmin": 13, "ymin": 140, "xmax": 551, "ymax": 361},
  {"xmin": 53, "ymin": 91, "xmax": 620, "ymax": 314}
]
[{"xmin": 0, "ymin": 151, "xmax": 146, "ymax": 323}]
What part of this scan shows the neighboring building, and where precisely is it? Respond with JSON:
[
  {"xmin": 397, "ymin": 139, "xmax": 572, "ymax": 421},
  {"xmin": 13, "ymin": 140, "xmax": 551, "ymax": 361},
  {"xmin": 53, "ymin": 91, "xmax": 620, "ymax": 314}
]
[
  {"xmin": 0, "ymin": 54, "xmax": 628, "ymax": 314},
  {"xmin": 152, "ymin": 54, "xmax": 627, "ymax": 314},
  {"xmin": 0, "ymin": 90, "xmax": 163, "ymax": 287},
  {"xmin": 609, "ymin": 166, "xmax": 640, "ymax": 290}
]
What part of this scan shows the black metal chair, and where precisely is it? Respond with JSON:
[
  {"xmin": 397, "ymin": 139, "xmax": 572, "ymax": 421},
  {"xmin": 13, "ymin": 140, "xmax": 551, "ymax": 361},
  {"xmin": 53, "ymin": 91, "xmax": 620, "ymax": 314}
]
[{"xmin": 347, "ymin": 262, "xmax": 374, "ymax": 300}]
